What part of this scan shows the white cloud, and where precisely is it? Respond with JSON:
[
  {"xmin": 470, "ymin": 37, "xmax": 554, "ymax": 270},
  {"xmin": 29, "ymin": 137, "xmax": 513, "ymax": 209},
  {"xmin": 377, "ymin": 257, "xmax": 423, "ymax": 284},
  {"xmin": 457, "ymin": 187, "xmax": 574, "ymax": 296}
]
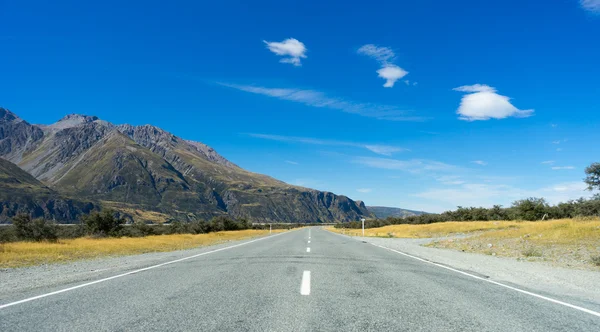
[
  {"xmin": 557, "ymin": 148, "xmax": 563, "ymax": 152},
  {"xmin": 353, "ymin": 157, "xmax": 460, "ymax": 174},
  {"xmin": 541, "ymin": 160, "xmax": 555, "ymax": 165},
  {"xmin": 471, "ymin": 160, "xmax": 488, "ymax": 166},
  {"xmin": 436, "ymin": 175, "xmax": 465, "ymax": 185},
  {"xmin": 264, "ymin": 38, "xmax": 307, "ymax": 66},
  {"xmin": 453, "ymin": 84, "xmax": 534, "ymax": 121},
  {"xmin": 377, "ymin": 65, "xmax": 408, "ymax": 88},
  {"xmin": 551, "ymin": 124, "xmax": 558, "ymax": 128},
  {"xmin": 356, "ymin": 188, "xmax": 373, "ymax": 193},
  {"xmin": 219, "ymin": 83, "xmax": 426, "ymax": 121},
  {"xmin": 453, "ymin": 84, "xmax": 496, "ymax": 93},
  {"xmin": 551, "ymin": 166, "xmax": 575, "ymax": 170},
  {"xmin": 358, "ymin": 44, "xmax": 409, "ymax": 88},
  {"xmin": 581, "ymin": 0, "xmax": 600, "ymax": 13},
  {"xmin": 357, "ymin": 44, "xmax": 396, "ymax": 64},
  {"xmin": 552, "ymin": 140, "xmax": 561, "ymax": 144},
  {"xmin": 285, "ymin": 160, "xmax": 299, "ymax": 165},
  {"xmin": 248, "ymin": 133, "xmax": 407, "ymax": 156}
]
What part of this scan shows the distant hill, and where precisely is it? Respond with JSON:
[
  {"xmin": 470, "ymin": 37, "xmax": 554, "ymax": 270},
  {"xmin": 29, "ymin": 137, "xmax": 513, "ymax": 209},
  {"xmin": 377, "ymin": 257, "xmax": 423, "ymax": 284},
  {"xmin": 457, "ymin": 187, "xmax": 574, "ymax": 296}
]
[
  {"xmin": 367, "ymin": 206, "xmax": 427, "ymax": 219},
  {"xmin": 0, "ymin": 107, "xmax": 369, "ymax": 223},
  {"xmin": 0, "ymin": 158, "xmax": 94, "ymax": 223}
]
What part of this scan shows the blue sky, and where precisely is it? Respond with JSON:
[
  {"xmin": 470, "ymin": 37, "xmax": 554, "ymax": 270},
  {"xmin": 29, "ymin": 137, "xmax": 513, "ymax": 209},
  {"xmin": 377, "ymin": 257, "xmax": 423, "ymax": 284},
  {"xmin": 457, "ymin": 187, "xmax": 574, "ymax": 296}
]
[{"xmin": 1, "ymin": 0, "xmax": 599, "ymax": 212}]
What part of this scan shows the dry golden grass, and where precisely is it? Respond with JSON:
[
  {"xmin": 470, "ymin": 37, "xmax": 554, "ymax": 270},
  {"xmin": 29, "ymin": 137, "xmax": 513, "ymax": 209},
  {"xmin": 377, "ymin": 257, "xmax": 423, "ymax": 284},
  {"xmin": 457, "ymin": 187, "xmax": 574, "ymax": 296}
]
[
  {"xmin": 329, "ymin": 219, "xmax": 600, "ymax": 269},
  {"xmin": 327, "ymin": 221, "xmax": 523, "ymax": 238},
  {"xmin": 0, "ymin": 229, "xmax": 286, "ymax": 269}
]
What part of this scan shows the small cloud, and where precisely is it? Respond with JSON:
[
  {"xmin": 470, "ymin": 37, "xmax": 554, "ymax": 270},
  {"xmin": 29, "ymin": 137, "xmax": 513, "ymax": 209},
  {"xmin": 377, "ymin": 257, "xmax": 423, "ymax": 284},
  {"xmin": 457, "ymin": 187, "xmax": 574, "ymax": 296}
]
[
  {"xmin": 263, "ymin": 38, "xmax": 307, "ymax": 66},
  {"xmin": 453, "ymin": 84, "xmax": 496, "ymax": 93},
  {"xmin": 551, "ymin": 124, "xmax": 558, "ymax": 128},
  {"xmin": 556, "ymin": 148, "xmax": 563, "ymax": 152},
  {"xmin": 551, "ymin": 166, "xmax": 575, "ymax": 170},
  {"xmin": 471, "ymin": 160, "xmax": 488, "ymax": 166},
  {"xmin": 378, "ymin": 66, "xmax": 408, "ymax": 88},
  {"xmin": 357, "ymin": 44, "xmax": 396, "ymax": 64},
  {"xmin": 581, "ymin": 0, "xmax": 600, "ymax": 13},
  {"xmin": 356, "ymin": 188, "xmax": 372, "ymax": 193},
  {"xmin": 541, "ymin": 160, "xmax": 555, "ymax": 165},
  {"xmin": 285, "ymin": 160, "xmax": 299, "ymax": 165},
  {"xmin": 413, "ymin": 82, "xmax": 418, "ymax": 86},
  {"xmin": 404, "ymin": 80, "xmax": 410, "ymax": 85},
  {"xmin": 453, "ymin": 84, "xmax": 534, "ymax": 121},
  {"xmin": 358, "ymin": 44, "xmax": 409, "ymax": 88},
  {"xmin": 552, "ymin": 140, "xmax": 561, "ymax": 144}
]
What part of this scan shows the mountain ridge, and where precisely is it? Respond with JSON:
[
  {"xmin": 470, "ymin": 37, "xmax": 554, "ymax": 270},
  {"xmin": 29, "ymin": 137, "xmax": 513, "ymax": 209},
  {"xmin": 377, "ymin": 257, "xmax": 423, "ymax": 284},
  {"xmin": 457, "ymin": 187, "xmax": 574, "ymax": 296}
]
[{"xmin": 0, "ymin": 107, "xmax": 370, "ymax": 223}]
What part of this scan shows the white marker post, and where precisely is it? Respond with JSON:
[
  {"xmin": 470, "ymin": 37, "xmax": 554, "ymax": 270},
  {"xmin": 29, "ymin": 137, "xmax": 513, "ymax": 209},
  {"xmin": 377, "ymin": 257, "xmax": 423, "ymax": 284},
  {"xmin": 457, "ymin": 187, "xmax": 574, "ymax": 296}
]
[
  {"xmin": 269, "ymin": 224, "xmax": 272, "ymax": 234},
  {"xmin": 361, "ymin": 218, "xmax": 366, "ymax": 237}
]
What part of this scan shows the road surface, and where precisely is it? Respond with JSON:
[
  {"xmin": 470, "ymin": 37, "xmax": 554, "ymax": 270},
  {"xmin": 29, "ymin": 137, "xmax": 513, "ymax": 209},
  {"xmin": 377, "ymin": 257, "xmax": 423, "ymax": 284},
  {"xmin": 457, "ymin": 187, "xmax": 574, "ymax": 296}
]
[{"xmin": 1, "ymin": 227, "xmax": 599, "ymax": 331}]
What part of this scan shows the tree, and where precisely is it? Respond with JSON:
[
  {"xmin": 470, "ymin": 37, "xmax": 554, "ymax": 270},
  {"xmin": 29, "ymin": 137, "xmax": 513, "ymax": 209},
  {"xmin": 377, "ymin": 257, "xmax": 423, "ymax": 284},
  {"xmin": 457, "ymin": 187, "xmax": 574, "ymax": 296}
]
[
  {"xmin": 512, "ymin": 197, "xmax": 549, "ymax": 221},
  {"xmin": 584, "ymin": 163, "xmax": 600, "ymax": 191},
  {"xmin": 81, "ymin": 210, "xmax": 124, "ymax": 237}
]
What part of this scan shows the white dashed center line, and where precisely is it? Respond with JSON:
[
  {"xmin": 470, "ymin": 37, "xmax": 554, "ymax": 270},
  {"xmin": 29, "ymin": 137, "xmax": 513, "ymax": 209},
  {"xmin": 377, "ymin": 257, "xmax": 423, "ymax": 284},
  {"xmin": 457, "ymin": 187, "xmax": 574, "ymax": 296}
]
[
  {"xmin": 300, "ymin": 271, "xmax": 311, "ymax": 295},
  {"xmin": 306, "ymin": 247, "xmax": 311, "ymax": 253}
]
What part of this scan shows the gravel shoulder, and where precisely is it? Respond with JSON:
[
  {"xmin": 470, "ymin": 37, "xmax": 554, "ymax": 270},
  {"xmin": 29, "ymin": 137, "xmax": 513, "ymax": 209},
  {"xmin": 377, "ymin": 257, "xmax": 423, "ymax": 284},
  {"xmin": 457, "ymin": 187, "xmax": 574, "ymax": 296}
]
[
  {"xmin": 0, "ymin": 233, "xmax": 278, "ymax": 304},
  {"xmin": 347, "ymin": 234, "xmax": 600, "ymax": 306}
]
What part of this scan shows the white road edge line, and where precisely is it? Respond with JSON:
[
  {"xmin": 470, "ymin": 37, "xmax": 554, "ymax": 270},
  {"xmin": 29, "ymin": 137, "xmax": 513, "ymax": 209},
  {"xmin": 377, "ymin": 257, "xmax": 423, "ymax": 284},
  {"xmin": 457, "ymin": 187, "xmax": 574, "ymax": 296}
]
[
  {"xmin": 306, "ymin": 247, "xmax": 311, "ymax": 253},
  {"xmin": 300, "ymin": 271, "xmax": 311, "ymax": 295},
  {"xmin": 0, "ymin": 230, "xmax": 294, "ymax": 310},
  {"xmin": 370, "ymin": 243, "xmax": 600, "ymax": 318}
]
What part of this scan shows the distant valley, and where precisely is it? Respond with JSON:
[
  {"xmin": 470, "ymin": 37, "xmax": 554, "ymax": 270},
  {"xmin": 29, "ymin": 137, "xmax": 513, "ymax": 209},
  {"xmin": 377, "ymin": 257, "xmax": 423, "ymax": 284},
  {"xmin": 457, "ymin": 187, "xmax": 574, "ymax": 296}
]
[{"xmin": 367, "ymin": 206, "xmax": 426, "ymax": 219}]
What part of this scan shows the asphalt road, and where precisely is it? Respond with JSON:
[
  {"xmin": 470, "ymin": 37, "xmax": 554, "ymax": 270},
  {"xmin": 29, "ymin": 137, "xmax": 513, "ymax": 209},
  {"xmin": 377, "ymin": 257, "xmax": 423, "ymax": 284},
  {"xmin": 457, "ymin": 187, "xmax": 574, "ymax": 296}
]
[{"xmin": 1, "ymin": 227, "xmax": 599, "ymax": 331}]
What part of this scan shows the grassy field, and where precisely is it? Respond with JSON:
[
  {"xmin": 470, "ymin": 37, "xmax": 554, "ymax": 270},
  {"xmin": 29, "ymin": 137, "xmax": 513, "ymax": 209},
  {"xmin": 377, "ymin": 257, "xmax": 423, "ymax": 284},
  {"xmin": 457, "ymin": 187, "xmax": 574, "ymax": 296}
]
[
  {"xmin": 329, "ymin": 219, "xmax": 600, "ymax": 269},
  {"xmin": 0, "ymin": 229, "xmax": 286, "ymax": 269}
]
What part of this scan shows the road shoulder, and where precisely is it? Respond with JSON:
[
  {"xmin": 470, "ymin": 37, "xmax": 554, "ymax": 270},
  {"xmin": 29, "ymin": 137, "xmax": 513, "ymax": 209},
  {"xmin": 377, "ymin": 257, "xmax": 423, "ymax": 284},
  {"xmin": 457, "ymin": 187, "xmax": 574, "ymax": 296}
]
[{"xmin": 336, "ymin": 233, "xmax": 600, "ymax": 307}]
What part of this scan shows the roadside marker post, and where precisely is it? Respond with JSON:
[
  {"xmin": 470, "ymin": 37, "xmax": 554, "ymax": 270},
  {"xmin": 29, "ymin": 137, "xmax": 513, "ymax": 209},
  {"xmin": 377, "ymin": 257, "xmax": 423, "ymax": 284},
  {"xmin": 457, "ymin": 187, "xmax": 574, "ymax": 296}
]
[
  {"xmin": 270, "ymin": 224, "xmax": 272, "ymax": 234},
  {"xmin": 361, "ymin": 218, "xmax": 365, "ymax": 237}
]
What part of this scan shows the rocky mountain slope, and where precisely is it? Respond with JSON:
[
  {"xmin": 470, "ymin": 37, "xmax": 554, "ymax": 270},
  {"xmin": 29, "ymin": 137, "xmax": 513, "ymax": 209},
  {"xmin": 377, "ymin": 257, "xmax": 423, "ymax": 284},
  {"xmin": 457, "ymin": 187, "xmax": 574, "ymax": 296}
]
[
  {"xmin": 0, "ymin": 108, "xmax": 369, "ymax": 223},
  {"xmin": 367, "ymin": 206, "xmax": 426, "ymax": 218},
  {"xmin": 0, "ymin": 158, "xmax": 94, "ymax": 223}
]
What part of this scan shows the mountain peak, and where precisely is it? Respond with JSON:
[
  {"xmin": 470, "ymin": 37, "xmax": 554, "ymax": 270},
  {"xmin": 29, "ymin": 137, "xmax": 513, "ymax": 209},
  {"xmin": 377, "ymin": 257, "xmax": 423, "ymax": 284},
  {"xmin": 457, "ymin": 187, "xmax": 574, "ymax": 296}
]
[
  {"xmin": 48, "ymin": 114, "xmax": 101, "ymax": 130},
  {"xmin": 0, "ymin": 107, "xmax": 22, "ymax": 123}
]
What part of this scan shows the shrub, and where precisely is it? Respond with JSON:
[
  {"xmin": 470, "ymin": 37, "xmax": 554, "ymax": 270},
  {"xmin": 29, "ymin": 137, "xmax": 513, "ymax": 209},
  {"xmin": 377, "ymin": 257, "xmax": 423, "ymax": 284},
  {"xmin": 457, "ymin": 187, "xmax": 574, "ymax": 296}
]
[
  {"xmin": 591, "ymin": 255, "xmax": 600, "ymax": 267},
  {"xmin": 81, "ymin": 210, "xmax": 124, "ymax": 237},
  {"xmin": 522, "ymin": 247, "xmax": 542, "ymax": 258},
  {"xmin": 11, "ymin": 214, "xmax": 58, "ymax": 242},
  {"xmin": 122, "ymin": 222, "xmax": 156, "ymax": 237}
]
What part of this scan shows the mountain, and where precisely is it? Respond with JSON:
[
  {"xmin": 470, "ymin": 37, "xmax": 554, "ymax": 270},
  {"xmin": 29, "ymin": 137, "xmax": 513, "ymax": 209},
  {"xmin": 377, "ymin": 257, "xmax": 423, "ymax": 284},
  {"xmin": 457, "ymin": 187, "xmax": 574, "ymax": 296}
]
[
  {"xmin": 367, "ymin": 206, "xmax": 427, "ymax": 219},
  {"xmin": 0, "ymin": 158, "xmax": 94, "ymax": 223},
  {"xmin": 0, "ymin": 107, "xmax": 369, "ymax": 223}
]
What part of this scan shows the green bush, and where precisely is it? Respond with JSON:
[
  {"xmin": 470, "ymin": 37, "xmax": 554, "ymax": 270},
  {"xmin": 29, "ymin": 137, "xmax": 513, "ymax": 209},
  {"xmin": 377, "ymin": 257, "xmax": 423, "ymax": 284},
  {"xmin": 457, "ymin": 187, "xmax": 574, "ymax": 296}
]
[
  {"xmin": 81, "ymin": 210, "xmax": 125, "ymax": 237},
  {"xmin": 11, "ymin": 214, "xmax": 58, "ymax": 242}
]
